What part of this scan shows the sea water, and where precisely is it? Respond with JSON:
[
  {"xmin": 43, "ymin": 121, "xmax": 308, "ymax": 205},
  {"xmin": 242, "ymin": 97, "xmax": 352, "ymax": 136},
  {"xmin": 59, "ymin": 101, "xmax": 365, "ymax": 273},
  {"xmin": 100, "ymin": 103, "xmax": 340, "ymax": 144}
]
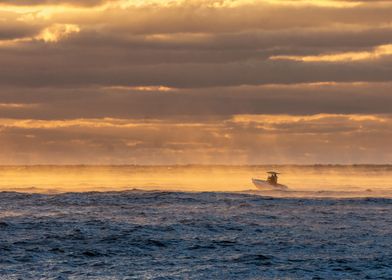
[
  {"xmin": 0, "ymin": 165, "xmax": 392, "ymax": 279},
  {"xmin": 1, "ymin": 165, "xmax": 392, "ymax": 195}
]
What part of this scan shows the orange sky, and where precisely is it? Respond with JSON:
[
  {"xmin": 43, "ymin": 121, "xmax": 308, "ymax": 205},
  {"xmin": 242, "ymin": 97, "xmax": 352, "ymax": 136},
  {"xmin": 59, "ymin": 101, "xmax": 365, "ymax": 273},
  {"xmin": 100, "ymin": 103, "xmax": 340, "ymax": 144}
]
[{"xmin": 1, "ymin": 0, "xmax": 392, "ymax": 164}]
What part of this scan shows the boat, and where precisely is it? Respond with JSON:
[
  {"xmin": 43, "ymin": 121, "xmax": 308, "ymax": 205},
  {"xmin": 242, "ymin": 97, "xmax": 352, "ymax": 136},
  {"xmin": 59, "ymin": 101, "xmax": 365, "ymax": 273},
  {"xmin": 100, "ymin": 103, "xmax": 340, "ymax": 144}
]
[{"xmin": 252, "ymin": 171, "xmax": 288, "ymax": 190}]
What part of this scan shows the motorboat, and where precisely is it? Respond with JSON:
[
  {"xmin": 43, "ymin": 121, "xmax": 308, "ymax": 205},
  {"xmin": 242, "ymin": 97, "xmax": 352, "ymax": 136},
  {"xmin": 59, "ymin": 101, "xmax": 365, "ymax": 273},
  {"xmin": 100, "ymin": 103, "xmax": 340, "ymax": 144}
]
[{"xmin": 252, "ymin": 171, "xmax": 288, "ymax": 190}]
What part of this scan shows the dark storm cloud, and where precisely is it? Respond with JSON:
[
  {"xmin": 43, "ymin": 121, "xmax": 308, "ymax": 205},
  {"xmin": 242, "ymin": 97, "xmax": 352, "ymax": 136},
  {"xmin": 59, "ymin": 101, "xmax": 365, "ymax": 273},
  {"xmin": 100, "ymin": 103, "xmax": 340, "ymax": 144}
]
[
  {"xmin": 1, "ymin": 27, "xmax": 392, "ymax": 88},
  {"xmin": 0, "ymin": 23, "xmax": 39, "ymax": 40},
  {"xmin": 1, "ymin": 53, "xmax": 392, "ymax": 88},
  {"xmin": 1, "ymin": 83, "xmax": 392, "ymax": 120},
  {"xmin": 59, "ymin": 27, "xmax": 392, "ymax": 53},
  {"xmin": 1, "ymin": 1, "xmax": 392, "ymax": 88}
]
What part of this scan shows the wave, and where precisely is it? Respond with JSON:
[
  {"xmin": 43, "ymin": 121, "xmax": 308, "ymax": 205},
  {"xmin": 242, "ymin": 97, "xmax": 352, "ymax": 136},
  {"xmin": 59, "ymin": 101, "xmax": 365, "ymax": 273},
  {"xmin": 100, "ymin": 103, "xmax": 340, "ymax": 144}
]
[{"xmin": 1, "ymin": 189, "xmax": 392, "ymax": 279}]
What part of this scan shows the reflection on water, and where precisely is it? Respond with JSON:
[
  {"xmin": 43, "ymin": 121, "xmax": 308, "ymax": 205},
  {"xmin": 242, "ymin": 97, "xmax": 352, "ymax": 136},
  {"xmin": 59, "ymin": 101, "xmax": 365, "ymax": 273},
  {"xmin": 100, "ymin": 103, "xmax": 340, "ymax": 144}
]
[{"xmin": 0, "ymin": 165, "xmax": 391, "ymax": 196}]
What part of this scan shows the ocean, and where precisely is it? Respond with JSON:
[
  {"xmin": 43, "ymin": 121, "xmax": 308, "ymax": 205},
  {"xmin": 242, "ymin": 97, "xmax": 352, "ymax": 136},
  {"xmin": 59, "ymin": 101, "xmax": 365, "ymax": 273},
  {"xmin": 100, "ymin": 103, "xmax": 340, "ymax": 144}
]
[{"xmin": 0, "ymin": 165, "xmax": 392, "ymax": 279}]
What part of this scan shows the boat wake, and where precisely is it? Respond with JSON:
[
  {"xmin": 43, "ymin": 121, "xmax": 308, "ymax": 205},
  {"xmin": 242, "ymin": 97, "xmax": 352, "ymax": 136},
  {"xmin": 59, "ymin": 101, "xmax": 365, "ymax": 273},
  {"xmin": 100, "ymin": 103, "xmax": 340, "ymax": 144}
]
[{"xmin": 244, "ymin": 188, "xmax": 392, "ymax": 198}]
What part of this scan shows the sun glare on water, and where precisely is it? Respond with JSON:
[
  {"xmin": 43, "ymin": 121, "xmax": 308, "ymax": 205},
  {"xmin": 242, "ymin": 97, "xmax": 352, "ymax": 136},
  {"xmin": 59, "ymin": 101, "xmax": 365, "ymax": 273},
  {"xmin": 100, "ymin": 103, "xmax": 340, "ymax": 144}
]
[{"xmin": 0, "ymin": 166, "xmax": 391, "ymax": 198}]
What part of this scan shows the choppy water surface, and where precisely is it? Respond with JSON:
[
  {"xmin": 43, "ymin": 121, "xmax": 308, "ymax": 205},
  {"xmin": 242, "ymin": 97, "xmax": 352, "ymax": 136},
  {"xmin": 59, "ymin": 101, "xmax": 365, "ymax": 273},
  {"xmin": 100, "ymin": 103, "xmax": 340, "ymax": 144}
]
[
  {"xmin": 1, "ymin": 191, "xmax": 392, "ymax": 279},
  {"xmin": 0, "ymin": 166, "xmax": 392, "ymax": 278}
]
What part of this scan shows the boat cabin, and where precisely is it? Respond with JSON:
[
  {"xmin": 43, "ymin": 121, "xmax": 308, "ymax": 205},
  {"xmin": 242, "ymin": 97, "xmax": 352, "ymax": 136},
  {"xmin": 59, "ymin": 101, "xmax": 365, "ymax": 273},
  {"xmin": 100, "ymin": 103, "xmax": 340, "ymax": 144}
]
[{"xmin": 267, "ymin": 171, "xmax": 280, "ymax": 185}]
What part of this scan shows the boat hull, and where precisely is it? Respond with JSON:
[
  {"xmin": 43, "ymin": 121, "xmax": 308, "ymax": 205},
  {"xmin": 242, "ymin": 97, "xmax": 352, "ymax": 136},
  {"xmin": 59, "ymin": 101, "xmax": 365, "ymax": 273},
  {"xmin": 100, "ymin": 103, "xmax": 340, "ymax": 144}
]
[{"xmin": 252, "ymin": 178, "xmax": 288, "ymax": 190}]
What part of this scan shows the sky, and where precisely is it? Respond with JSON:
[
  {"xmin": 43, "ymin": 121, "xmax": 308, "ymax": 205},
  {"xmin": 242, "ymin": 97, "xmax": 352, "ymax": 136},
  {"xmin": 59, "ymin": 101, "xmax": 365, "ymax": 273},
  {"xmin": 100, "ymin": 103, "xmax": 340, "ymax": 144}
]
[{"xmin": 0, "ymin": 0, "xmax": 392, "ymax": 164}]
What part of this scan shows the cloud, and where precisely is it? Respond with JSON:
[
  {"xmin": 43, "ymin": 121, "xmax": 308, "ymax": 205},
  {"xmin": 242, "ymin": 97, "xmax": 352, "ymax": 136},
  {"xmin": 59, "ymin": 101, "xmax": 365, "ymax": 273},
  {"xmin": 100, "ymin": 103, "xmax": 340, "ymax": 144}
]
[
  {"xmin": 0, "ymin": 103, "xmax": 37, "ymax": 108},
  {"xmin": 271, "ymin": 44, "xmax": 392, "ymax": 62},
  {"xmin": 1, "ymin": 53, "xmax": 392, "ymax": 88},
  {"xmin": 0, "ymin": 0, "xmax": 113, "ymax": 7},
  {"xmin": 0, "ymin": 11, "xmax": 42, "ymax": 40},
  {"xmin": 1, "ymin": 114, "xmax": 392, "ymax": 164},
  {"xmin": 1, "ymin": 1, "xmax": 392, "ymax": 88},
  {"xmin": 35, "ymin": 23, "xmax": 80, "ymax": 42},
  {"xmin": 1, "ymin": 0, "xmax": 392, "ymax": 164},
  {"xmin": 1, "ymin": 82, "xmax": 392, "ymax": 120}
]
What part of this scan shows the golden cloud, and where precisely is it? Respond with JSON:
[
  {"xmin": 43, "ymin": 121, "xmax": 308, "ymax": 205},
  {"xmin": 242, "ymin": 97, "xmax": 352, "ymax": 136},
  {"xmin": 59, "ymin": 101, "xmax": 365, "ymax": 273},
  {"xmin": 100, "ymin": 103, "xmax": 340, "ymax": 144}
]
[
  {"xmin": 0, "ymin": 103, "xmax": 37, "ymax": 108},
  {"xmin": 0, "ymin": 114, "xmax": 388, "ymax": 130},
  {"xmin": 270, "ymin": 44, "xmax": 392, "ymax": 62},
  {"xmin": 231, "ymin": 114, "xmax": 387, "ymax": 124},
  {"xmin": 35, "ymin": 23, "xmax": 80, "ymax": 42}
]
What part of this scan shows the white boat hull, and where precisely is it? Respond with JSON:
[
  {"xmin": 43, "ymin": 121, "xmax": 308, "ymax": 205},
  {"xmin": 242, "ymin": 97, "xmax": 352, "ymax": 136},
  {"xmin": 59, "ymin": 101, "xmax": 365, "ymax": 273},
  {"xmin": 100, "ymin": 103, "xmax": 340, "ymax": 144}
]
[{"xmin": 252, "ymin": 178, "xmax": 288, "ymax": 190}]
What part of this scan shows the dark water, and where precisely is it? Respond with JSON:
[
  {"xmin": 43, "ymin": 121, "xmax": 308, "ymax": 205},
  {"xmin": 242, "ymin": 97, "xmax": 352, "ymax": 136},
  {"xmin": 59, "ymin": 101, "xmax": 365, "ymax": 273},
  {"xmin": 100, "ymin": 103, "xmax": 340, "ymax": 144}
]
[{"xmin": 1, "ymin": 191, "xmax": 392, "ymax": 279}]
